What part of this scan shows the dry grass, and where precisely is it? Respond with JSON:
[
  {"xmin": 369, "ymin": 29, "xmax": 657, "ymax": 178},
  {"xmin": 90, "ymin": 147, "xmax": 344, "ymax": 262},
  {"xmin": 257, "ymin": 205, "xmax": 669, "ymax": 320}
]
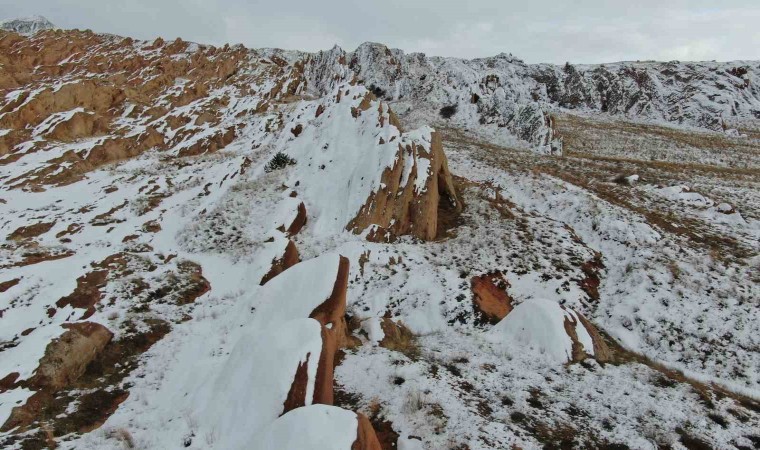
[
  {"xmin": 106, "ymin": 428, "xmax": 136, "ymax": 449},
  {"xmin": 378, "ymin": 317, "xmax": 421, "ymax": 360}
]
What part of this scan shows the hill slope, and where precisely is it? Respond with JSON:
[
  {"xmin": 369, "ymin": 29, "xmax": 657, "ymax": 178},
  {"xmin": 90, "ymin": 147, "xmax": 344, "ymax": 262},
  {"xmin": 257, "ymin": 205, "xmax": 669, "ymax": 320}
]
[{"xmin": 0, "ymin": 25, "xmax": 758, "ymax": 450}]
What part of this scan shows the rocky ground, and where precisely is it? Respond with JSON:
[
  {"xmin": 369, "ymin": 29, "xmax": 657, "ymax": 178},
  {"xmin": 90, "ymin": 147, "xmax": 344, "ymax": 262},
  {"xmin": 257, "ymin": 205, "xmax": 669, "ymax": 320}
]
[{"xmin": 0, "ymin": 19, "xmax": 759, "ymax": 450}]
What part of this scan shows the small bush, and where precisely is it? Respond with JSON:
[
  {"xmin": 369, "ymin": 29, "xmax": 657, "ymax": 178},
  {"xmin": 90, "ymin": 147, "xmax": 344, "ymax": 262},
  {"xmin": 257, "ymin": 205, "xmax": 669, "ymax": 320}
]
[
  {"xmin": 369, "ymin": 84, "xmax": 386, "ymax": 98},
  {"xmin": 439, "ymin": 104, "xmax": 458, "ymax": 119},
  {"xmin": 264, "ymin": 152, "xmax": 296, "ymax": 173}
]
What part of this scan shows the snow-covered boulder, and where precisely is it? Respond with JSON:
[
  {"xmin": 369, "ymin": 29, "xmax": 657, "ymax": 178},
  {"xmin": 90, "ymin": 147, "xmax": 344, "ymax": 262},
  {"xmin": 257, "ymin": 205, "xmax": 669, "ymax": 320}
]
[
  {"xmin": 0, "ymin": 16, "xmax": 55, "ymax": 35},
  {"xmin": 486, "ymin": 298, "xmax": 611, "ymax": 364},
  {"xmin": 251, "ymin": 404, "xmax": 381, "ymax": 450}
]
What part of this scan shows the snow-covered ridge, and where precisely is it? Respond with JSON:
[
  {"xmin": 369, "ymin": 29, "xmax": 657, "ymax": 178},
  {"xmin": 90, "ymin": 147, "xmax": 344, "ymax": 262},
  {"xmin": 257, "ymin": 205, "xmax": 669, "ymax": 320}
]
[
  {"xmin": 301, "ymin": 42, "xmax": 760, "ymax": 150},
  {"xmin": 0, "ymin": 16, "xmax": 55, "ymax": 35}
]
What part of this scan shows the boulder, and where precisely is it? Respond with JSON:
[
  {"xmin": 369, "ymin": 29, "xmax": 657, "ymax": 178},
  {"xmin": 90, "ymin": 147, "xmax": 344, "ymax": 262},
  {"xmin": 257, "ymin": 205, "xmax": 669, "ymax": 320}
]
[
  {"xmin": 471, "ymin": 271, "xmax": 513, "ymax": 324},
  {"xmin": 486, "ymin": 298, "xmax": 611, "ymax": 364},
  {"xmin": 28, "ymin": 322, "xmax": 113, "ymax": 390},
  {"xmin": 252, "ymin": 404, "xmax": 381, "ymax": 450},
  {"xmin": 260, "ymin": 239, "xmax": 301, "ymax": 285}
]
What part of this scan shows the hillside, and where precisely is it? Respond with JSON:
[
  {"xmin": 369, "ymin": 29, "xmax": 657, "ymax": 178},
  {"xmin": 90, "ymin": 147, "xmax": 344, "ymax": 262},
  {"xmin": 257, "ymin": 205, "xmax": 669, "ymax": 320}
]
[{"xmin": 0, "ymin": 19, "xmax": 758, "ymax": 450}]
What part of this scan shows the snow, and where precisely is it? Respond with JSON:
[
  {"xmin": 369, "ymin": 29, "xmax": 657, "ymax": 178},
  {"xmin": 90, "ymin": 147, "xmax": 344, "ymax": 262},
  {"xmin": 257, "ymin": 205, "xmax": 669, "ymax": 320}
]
[
  {"xmin": 250, "ymin": 404, "xmax": 357, "ymax": 450},
  {"xmin": 486, "ymin": 298, "xmax": 592, "ymax": 363},
  {"xmin": 197, "ymin": 318, "xmax": 324, "ymax": 449},
  {"xmin": 276, "ymin": 84, "xmax": 433, "ymax": 236},
  {"xmin": 251, "ymin": 252, "xmax": 341, "ymax": 323},
  {"xmin": 1, "ymin": 27, "xmax": 759, "ymax": 450},
  {"xmin": 0, "ymin": 16, "xmax": 55, "ymax": 34}
]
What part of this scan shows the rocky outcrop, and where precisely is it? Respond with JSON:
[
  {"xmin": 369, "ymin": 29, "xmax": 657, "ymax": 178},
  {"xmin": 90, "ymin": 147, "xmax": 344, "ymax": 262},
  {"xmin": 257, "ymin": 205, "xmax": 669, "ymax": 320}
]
[
  {"xmin": 354, "ymin": 412, "xmax": 383, "ymax": 450},
  {"xmin": 348, "ymin": 127, "xmax": 461, "ymax": 242},
  {"xmin": 308, "ymin": 256, "xmax": 350, "ymax": 405},
  {"xmin": 303, "ymin": 42, "xmax": 760, "ymax": 150},
  {"xmin": 471, "ymin": 271, "xmax": 513, "ymax": 324},
  {"xmin": 2, "ymin": 322, "xmax": 113, "ymax": 431},
  {"xmin": 260, "ymin": 240, "xmax": 301, "ymax": 285},
  {"xmin": 44, "ymin": 111, "xmax": 110, "ymax": 141},
  {"xmin": 487, "ymin": 298, "xmax": 611, "ymax": 364},
  {"xmin": 28, "ymin": 322, "xmax": 113, "ymax": 390}
]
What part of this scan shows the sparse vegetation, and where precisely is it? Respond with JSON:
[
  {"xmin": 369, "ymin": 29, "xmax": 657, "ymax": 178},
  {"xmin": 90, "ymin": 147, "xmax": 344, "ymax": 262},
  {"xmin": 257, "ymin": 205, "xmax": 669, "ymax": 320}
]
[
  {"xmin": 264, "ymin": 152, "xmax": 296, "ymax": 172},
  {"xmin": 439, "ymin": 104, "xmax": 458, "ymax": 119},
  {"xmin": 105, "ymin": 428, "xmax": 135, "ymax": 449}
]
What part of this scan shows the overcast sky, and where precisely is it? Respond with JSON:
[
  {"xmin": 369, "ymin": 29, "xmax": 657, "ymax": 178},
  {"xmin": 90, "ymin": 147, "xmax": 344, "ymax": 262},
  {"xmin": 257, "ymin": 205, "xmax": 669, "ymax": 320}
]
[{"xmin": 3, "ymin": 1, "xmax": 759, "ymax": 64}]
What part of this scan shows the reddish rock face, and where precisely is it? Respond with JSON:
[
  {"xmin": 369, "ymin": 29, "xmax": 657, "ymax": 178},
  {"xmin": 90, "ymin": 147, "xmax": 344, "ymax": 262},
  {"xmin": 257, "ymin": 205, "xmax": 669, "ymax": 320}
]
[
  {"xmin": 260, "ymin": 240, "xmax": 301, "ymax": 285},
  {"xmin": 353, "ymin": 412, "xmax": 383, "ymax": 450},
  {"xmin": 348, "ymin": 126, "xmax": 461, "ymax": 242},
  {"xmin": 287, "ymin": 202, "xmax": 308, "ymax": 236},
  {"xmin": 558, "ymin": 305, "xmax": 613, "ymax": 364},
  {"xmin": 574, "ymin": 313, "xmax": 613, "ymax": 363},
  {"xmin": 471, "ymin": 271, "xmax": 513, "ymax": 324},
  {"xmin": 281, "ymin": 354, "xmax": 312, "ymax": 414},
  {"xmin": 280, "ymin": 256, "xmax": 350, "ymax": 415},
  {"xmin": 309, "ymin": 256, "xmax": 350, "ymax": 406}
]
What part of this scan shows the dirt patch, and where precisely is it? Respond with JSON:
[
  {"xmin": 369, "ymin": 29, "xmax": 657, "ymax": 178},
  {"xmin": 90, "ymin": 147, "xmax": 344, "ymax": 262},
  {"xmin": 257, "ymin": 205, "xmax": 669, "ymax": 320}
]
[
  {"xmin": 2, "ymin": 247, "xmax": 75, "ymax": 268},
  {"xmin": 7, "ymin": 221, "xmax": 56, "ymax": 240},
  {"xmin": 55, "ymin": 265, "xmax": 111, "ymax": 320},
  {"xmin": 0, "ymin": 278, "xmax": 20, "ymax": 292}
]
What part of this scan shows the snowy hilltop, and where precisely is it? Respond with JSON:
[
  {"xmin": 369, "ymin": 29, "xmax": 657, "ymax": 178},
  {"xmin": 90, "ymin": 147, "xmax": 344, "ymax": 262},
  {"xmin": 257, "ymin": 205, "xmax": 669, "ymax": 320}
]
[
  {"xmin": 0, "ymin": 25, "xmax": 758, "ymax": 450},
  {"xmin": 0, "ymin": 15, "xmax": 55, "ymax": 35}
]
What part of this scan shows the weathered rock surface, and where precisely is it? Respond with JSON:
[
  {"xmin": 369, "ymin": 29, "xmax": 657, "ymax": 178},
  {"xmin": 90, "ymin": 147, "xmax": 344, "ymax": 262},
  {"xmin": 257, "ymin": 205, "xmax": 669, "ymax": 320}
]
[
  {"xmin": 28, "ymin": 322, "xmax": 113, "ymax": 390},
  {"xmin": 348, "ymin": 125, "xmax": 461, "ymax": 242},
  {"xmin": 304, "ymin": 41, "xmax": 760, "ymax": 150},
  {"xmin": 471, "ymin": 271, "xmax": 513, "ymax": 324},
  {"xmin": 487, "ymin": 298, "xmax": 611, "ymax": 364},
  {"xmin": 1, "ymin": 322, "xmax": 113, "ymax": 431},
  {"xmin": 260, "ymin": 239, "xmax": 301, "ymax": 285},
  {"xmin": 308, "ymin": 255, "xmax": 350, "ymax": 406}
]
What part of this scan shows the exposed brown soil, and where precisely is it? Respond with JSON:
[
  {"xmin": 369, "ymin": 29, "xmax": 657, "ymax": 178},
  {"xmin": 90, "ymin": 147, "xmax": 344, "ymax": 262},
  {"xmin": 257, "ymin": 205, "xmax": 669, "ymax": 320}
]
[
  {"xmin": 0, "ymin": 277, "xmax": 20, "ymax": 292},
  {"xmin": 7, "ymin": 221, "xmax": 56, "ymax": 240}
]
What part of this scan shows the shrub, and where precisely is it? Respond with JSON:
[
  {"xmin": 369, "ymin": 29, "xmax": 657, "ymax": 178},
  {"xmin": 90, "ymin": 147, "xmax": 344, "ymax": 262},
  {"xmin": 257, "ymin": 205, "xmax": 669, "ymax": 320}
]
[
  {"xmin": 439, "ymin": 104, "xmax": 458, "ymax": 119},
  {"xmin": 264, "ymin": 152, "xmax": 296, "ymax": 172},
  {"xmin": 369, "ymin": 84, "xmax": 386, "ymax": 98}
]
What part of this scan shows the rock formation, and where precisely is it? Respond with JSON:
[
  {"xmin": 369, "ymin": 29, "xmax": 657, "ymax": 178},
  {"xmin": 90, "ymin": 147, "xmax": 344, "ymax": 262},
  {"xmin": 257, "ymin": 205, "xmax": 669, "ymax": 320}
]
[
  {"xmin": 0, "ymin": 16, "xmax": 54, "ymax": 35},
  {"xmin": 487, "ymin": 298, "xmax": 611, "ymax": 364},
  {"xmin": 349, "ymin": 128, "xmax": 461, "ymax": 242},
  {"xmin": 260, "ymin": 240, "xmax": 301, "ymax": 285},
  {"xmin": 2, "ymin": 322, "xmax": 113, "ymax": 431},
  {"xmin": 471, "ymin": 271, "xmax": 513, "ymax": 324}
]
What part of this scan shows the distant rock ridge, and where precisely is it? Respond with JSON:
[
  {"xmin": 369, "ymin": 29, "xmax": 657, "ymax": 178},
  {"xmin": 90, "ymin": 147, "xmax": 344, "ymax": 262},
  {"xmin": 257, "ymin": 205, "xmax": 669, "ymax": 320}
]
[
  {"xmin": 302, "ymin": 41, "xmax": 760, "ymax": 152},
  {"xmin": 0, "ymin": 15, "xmax": 55, "ymax": 35}
]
